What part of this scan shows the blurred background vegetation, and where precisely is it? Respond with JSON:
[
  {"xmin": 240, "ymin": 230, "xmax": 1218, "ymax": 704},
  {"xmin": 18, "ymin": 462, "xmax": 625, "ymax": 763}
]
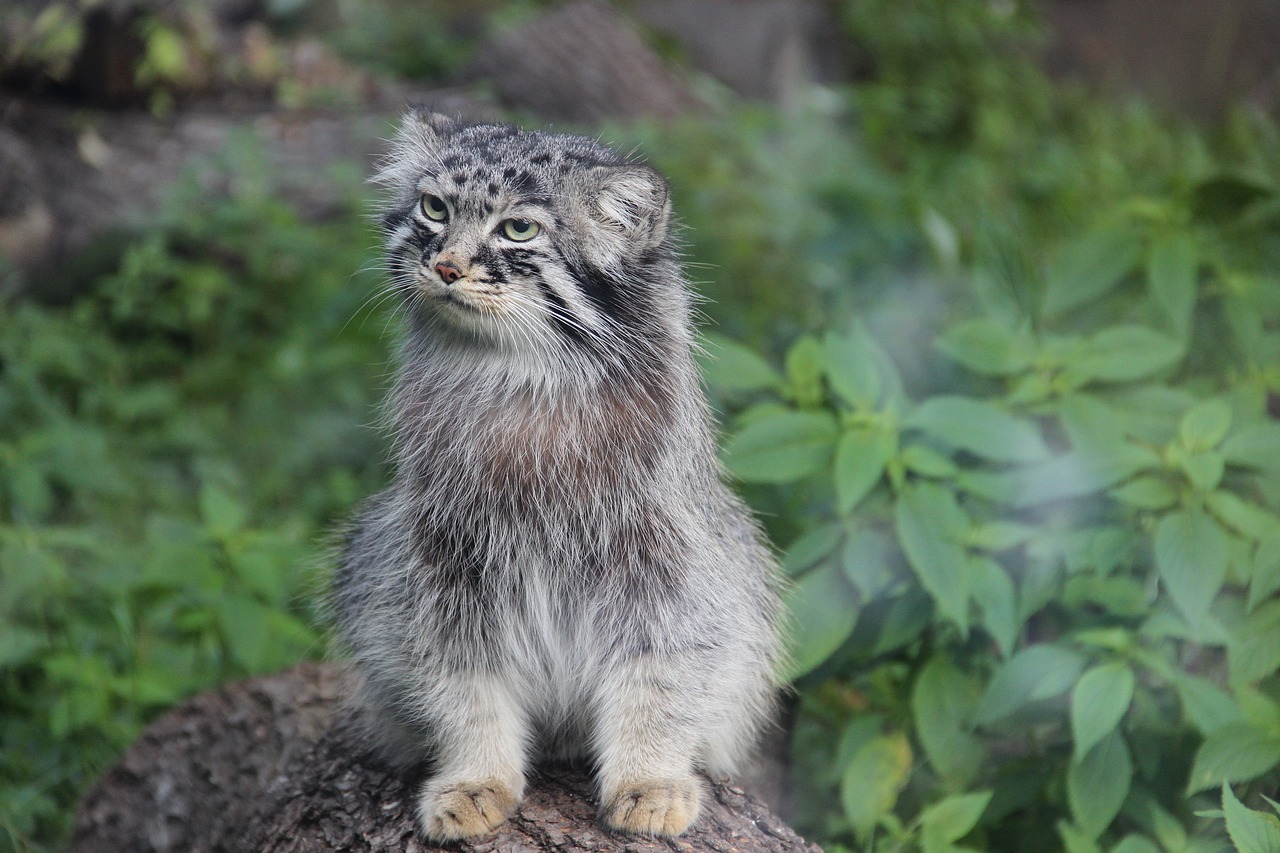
[{"xmin": 2, "ymin": 1, "xmax": 1280, "ymax": 851}]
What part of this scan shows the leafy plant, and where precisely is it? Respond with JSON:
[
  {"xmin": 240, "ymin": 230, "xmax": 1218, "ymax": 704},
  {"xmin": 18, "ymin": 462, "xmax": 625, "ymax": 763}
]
[
  {"xmin": 701, "ymin": 81, "xmax": 1280, "ymax": 853},
  {"xmin": 0, "ymin": 139, "xmax": 390, "ymax": 851}
]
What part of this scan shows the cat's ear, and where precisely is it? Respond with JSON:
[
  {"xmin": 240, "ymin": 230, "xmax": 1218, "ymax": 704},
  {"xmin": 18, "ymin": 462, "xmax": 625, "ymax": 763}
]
[
  {"xmin": 590, "ymin": 165, "xmax": 671, "ymax": 252},
  {"xmin": 404, "ymin": 109, "xmax": 459, "ymax": 147},
  {"xmin": 374, "ymin": 110, "xmax": 459, "ymax": 189}
]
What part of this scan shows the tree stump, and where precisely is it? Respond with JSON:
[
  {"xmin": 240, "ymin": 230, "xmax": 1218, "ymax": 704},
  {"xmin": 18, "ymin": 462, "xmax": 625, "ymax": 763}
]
[{"xmin": 68, "ymin": 663, "xmax": 820, "ymax": 852}]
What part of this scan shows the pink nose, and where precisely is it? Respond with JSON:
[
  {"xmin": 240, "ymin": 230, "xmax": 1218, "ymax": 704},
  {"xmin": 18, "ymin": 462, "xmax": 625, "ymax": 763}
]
[{"xmin": 435, "ymin": 261, "xmax": 463, "ymax": 284}]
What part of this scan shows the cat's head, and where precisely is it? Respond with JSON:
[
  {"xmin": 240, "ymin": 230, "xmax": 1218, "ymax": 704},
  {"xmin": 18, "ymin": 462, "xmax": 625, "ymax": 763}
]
[{"xmin": 374, "ymin": 110, "xmax": 684, "ymax": 360}]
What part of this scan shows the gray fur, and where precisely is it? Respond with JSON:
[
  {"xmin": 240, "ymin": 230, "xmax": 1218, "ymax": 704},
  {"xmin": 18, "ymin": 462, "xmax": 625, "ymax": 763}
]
[{"xmin": 332, "ymin": 110, "xmax": 783, "ymax": 840}]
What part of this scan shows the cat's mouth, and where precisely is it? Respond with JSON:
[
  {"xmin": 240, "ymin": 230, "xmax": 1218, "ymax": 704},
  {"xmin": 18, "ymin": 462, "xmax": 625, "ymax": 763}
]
[{"xmin": 439, "ymin": 291, "xmax": 479, "ymax": 312}]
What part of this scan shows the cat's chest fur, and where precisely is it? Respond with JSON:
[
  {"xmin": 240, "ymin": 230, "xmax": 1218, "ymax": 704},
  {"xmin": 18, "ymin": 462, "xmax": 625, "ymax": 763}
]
[{"xmin": 396, "ymin": 358, "xmax": 677, "ymax": 516}]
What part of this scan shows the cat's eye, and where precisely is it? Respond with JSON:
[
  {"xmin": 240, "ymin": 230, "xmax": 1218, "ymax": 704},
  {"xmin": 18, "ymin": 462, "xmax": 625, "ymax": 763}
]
[
  {"xmin": 501, "ymin": 218, "xmax": 540, "ymax": 241},
  {"xmin": 420, "ymin": 194, "xmax": 449, "ymax": 222}
]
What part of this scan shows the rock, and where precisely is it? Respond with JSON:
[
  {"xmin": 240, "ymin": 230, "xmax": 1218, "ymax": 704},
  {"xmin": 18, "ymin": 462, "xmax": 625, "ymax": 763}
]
[
  {"xmin": 632, "ymin": 0, "xmax": 850, "ymax": 105},
  {"xmin": 68, "ymin": 663, "xmax": 819, "ymax": 853},
  {"xmin": 466, "ymin": 1, "xmax": 705, "ymax": 122},
  {"xmin": 1043, "ymin": 0, "xmax": 1280, "ymax": 117},
  {"xmin": 0, "ymin": 127, "xmax": 55, "ymax": 271}
]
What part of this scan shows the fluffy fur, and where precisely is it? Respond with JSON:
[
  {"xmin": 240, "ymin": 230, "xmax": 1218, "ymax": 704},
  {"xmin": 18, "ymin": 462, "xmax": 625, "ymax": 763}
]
[{"xmin": 332, "ymin": 110, "xmax": 782, "ymax": 841}]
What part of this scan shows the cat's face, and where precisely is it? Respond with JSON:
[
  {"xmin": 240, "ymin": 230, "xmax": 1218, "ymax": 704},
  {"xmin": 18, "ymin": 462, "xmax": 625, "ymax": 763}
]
[{"xmin": 377, "ymin": 112, "xmax": 673, "ymax": 356}]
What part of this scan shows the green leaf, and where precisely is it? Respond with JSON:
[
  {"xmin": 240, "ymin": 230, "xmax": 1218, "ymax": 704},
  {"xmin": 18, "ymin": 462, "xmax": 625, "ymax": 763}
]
[
  {"xmin": 1063, "ymin": 325, "xmax": 1184, "ymax": 384},
  {"xmin": 784, "ymin": 561, "xmax": 858, "ymax": 679},
  {"xmin": 1178, "ymin": 449, "xmax": 1225, "ymax": 492},
  {"xmin": 724, "ymin": 410, "xmax": 837, "ymax": 483},
  {"xmin": 974, "ymin": 644, "xmax": 1087, "ymax": 725},
  {"xmin": 785, "ymin": 335, "xmax": 826, "ymax": 406},
  {"xmin": 199, "ymin": 482, "xmax": 247, "ymax": 539},
  {"xmin": 699, "ymin": 333, "xmax": 783, "ymax": 394},
  {"xmin": 781, "ymin": 522, "xmax": 844, "ymax": 576},
  {"xmin": 902, "ymin": 444, "xmax": 959, "ymax": 477},
  {"xmin": 835, "ymin": 714, "xmax": 885, "ymax": 780},
  {"xmin": 1180, "ymin": 399, "xmax": 1232, "ymax": 450},
  {"xmin": 967, "ymin": 521, "xmax": 1036, "ymax": 552},
  {"xmin": 1187, "ymin": 722, "xmax": 1280, "ymax": 794},
  {"xmin": 1122, "ymin": 786, "xmax": 1189, "ymax": 852},
  {"xmin": 1236, "ymin": 687, "xmax": 1280, "ymax": 731},
  {"xmin": 1222, "ymin": 783, "xmax": 1280, "ymax": 853},
  {"xmin": 825, "ymin": 326, "xmax": 884, "ymax": 409},
  {"xmin": 936, "ymin": 318, "xmax": 1034, "ymax": 376},
  {"xmin": 1175, "ymin": 675, "xmax": 1245, "ymax": 735},
  {"xmin": 970, "ymin": 556, "xmax": 1018, "ymax": 657},
  {"xmin": 1068, "ymin": 730, "xmax": 1132, "ymax": 838},
  {"xmin": 921, "ymin": 790, "xmax": 992, "ymax": 851},
  {"xmin": 1043, "ymin": 228, "xmax": 1144, "ymax": 317},
  {"xmin": 972, "ymin": 446, "xmax": 1159, "ymax": 509},
  {"xmin": 1110, "ymin": 835, "xmax": 1160, "ymax": 853},
  {"xmin": 842, "ymin": 527, "xmax": 894, "ymax": 601},
  {"xmin": 1191, "ymin": 173, "xmax": 1275, "ymax": 223},
  {"xmin": 870, "ymin": 589, "xmax": 935, "ymax": 656},
  {"xmin": 913, "ymin": 657, "xmax": 984, "ymax": 788},
  {"xmin": 1109, "ymin": 476, "xmax": 1178, "ymax": 510},
  {"xmin": 1147, "ymin": 233, "xmax": 1198, "ymax": 339},
  {"xmin": 1223, "ymin": 423, "xmax": 1280, "ymax": 472},
  {"xmin": 840, "ymin": 732, "xmax": 912, "ymax": 837},
  {"xmin": 1228, "ymin": 600, "xmax": 1280, "ymax": 686},
  {"xmin": 0, "ymin": 624, "xmax": 46, "ymax": 668},
  {"xmin": 1057, "ymin": 821, "xmax": 1102, "ymax": 853},
  {"xmin": 1225, "ymin": 293, "xmax": 1267, "ymax": 361},
  {"xmin": 7, "ymin": 463, "xmax": 53, "ymax": 521},
  {"xmin": 1071, "ymin": 662, "xmax": 1135, "ymax": 762},
  {"xmin": 906, "ymin": 396, "xmax": 1050, "ymax": 463},
  {"xmin": 1207, "ymin": 491, "xmax": 1280, "ymax": 543},
  {"xmin": 143, "ymin": 23, "xmax": 188, "ymax": 81},
  {"xmin": 895, "ymin": 483, "xmax": 971, "ymax": 631},
  {"xmin": 1155, "ymin": 509, "xmax": 1230, "ymax": 629},
  {"xmin": 834, "ymin": 426, "xmax": 894, "ymax": 513},
  {"xmin": 1248, "ymin": 535, "xmax": 1280, "ymax": 611},
  {"xmin": 217, "ymin": 594, "xmax": 275, "ymax": 673}
]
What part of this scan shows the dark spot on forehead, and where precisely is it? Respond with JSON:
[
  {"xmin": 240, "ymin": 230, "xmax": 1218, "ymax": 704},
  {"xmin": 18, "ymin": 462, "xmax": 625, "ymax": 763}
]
[
  {"xmin": 487, "ymin": 182, "xmax": 499, "ymax": 196},
  {"xmin": 557, "ymin": 162, "xmax": 573, "ymax": 175},
  {"xmin": 511, "ymin": 171, "xmax": 538, "ymax": 195},
  {"xmin": 530, "ymin": 152, "xmax": 552, "ymax": 165},
  {"xmin": 440, "ymin": 155, "xmax": 463, "ymax": 169},
  {"xmin": 502, "ymin": 167, "xmax": 518, "ymax": 179},
  {"xmin": 452, "ymin": 173, "xmax": 468, "ymax": 185}
]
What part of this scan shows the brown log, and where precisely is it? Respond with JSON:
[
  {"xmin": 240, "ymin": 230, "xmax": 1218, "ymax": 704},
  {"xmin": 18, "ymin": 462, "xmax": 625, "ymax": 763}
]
[{"xmin": 69, "ymin": 663, "xmax": 820, "ymax": 853}]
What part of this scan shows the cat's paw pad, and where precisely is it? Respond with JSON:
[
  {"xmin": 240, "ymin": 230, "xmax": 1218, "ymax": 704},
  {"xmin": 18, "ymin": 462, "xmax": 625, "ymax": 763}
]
[
  {"xmin": 602, "ymin": 777, "xmax": 702, "ymax": 836},
  {"xmin": 416, "ymin": 778, "xmax": 518, "ymax": 841}
]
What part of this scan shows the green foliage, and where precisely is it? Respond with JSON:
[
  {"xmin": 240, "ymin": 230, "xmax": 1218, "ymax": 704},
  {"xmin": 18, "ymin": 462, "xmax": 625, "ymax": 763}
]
[
  {"xmin": 0, "ymin": 141, "xmax": 389, "ymax": 851},
  {"xmin": 320, "ymin": 0, "xmax": 479, "ymax": 81},
  {"xmin": 637, "ymin": 3, "xmax": 1280, "ymax": 850},
  {"xmin": 1220, "ymin": 784, "xmax": 1280, "ymax": 853}
]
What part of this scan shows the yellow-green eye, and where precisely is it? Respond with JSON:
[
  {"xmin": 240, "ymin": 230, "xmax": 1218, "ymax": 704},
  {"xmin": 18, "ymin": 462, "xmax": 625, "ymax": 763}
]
[
  {"xmin": 501, "ymin": 218, "xmax": 540, "ymax": 241},
  {"xmin": 421, "ymin": 194, "xmax": 448, "ymax": 222}
]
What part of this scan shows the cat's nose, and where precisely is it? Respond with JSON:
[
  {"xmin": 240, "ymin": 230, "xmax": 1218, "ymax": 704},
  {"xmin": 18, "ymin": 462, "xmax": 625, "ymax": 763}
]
[{"xmin": 434, "ymin": 259, "xmax": 464, "ymax": 284}]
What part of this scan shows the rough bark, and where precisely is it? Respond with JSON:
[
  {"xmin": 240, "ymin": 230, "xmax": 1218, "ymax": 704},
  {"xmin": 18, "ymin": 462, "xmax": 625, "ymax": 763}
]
[{"xmin": 69, "ymin": 663, "xmax": 819, "ymax": 853}]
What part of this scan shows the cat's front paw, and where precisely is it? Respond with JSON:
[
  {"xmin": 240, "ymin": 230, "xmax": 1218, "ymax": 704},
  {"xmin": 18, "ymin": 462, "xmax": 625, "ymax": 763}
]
[
  {"xmin": 416, "ymin": 777, "xmax": 519, "ymax": 841},
  {"xmin": 602, "ymin": 776, "xmax": 702, "ymax": 836}
]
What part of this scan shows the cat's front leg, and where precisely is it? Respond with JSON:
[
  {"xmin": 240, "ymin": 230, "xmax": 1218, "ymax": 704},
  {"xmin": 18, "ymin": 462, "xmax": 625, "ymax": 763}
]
[
  {"xmin": 415, "ymin": 671, "xmax": 529, "ymax": 841},
  {"xmin": 591, "ymin": 653, "xmax": 705, "ymax": 836}
]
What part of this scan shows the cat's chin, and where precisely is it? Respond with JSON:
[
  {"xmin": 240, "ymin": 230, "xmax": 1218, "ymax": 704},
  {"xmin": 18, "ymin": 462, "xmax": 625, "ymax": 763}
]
[{"xmin": 426, "ymin": 301, "xmax": 540, "ymax": 353}]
